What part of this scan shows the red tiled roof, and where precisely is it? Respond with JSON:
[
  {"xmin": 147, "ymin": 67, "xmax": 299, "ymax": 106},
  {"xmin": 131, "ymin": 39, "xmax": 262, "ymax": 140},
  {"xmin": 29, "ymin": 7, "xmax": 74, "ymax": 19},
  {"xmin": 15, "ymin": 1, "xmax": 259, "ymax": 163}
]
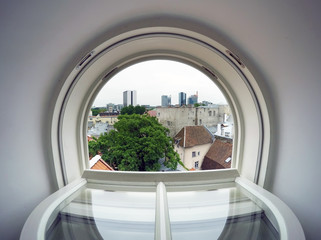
[
  {"xmin": 174, "ymin": 126, "xmax": 213, "ymax": 148},
  {"xmin": 201, "ymin": 138, "xmax": 232, "ymax": 170},
  {"xmin": 91, "ymin": 159, "xmax": 114, "ymax": 171},
  {"xmin": 147, "ymin": 110, "xmax": 157, "ymax": 117},
  {"xmin": 90, "ymin": 155, "xmax": 114, "ymax": 171}
]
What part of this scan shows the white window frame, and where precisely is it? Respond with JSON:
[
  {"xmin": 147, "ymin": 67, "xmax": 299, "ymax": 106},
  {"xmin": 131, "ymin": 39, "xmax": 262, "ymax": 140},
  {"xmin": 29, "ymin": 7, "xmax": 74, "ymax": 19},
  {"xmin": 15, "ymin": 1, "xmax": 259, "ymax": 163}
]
[
  {"xmin": 50, "ymin": 26, "xmax": 271, "ymax": 188},
  {"xmin": 21, "ymin": 170, "xmax": 305, "ymax": 240}
]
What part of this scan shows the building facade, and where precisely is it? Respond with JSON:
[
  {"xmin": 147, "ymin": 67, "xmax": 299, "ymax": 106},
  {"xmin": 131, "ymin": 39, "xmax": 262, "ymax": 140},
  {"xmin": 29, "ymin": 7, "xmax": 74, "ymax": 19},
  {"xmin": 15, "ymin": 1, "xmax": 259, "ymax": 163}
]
[
  {"xmin": 161, "ymin": 95, "xmax": 171, "ymax": 107},
  {"xmin": 156, "ymin": 105, "xmax": 231, "ymax": 137},
  {"xmin": 123, "ymin": 90, "xmax": 137, "ymax": 107},
  {"xmin": 174, "ymin": 126, "xmax": 213, "ymax": 170},
  {"xmin": 187, "ymin": 92, "xmax": 198, "ymax": 105},
  {"xmin": 178, "ymin": 92, "xmax": 186, "ymax": 106},
  {"xmin": 88, "ymin": 113, "xmax": 119, "ymax": 126}
]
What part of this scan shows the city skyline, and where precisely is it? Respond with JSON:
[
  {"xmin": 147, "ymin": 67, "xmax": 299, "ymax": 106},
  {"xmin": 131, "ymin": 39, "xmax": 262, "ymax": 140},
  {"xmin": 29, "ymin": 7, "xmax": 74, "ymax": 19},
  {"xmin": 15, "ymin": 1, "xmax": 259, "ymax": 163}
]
[{"xmin": 93, "ymin": 60, "xmax": 228, "ymax": 107}]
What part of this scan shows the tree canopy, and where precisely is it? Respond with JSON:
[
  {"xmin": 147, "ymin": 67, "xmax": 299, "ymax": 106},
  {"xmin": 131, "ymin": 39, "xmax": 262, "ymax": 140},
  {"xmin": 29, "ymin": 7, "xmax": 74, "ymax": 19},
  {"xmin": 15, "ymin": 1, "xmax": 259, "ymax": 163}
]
[
  {"xmin": 121, "ymin": 105, "xmax": 146, "ymax": 115},
  {"xmin": 194, "ymin": 103, "xmax": 205, "ymax": 107},
  {"xmin": 91, "ymin": 107, "xmax": 107, "ymax": 116},
  {"xmin": 88, "ymin": 136, "xmax": 100, "ymax": 158},
  {"xmin": 90, "ymin": 114, "xmax": 180, "ymax": 171}
]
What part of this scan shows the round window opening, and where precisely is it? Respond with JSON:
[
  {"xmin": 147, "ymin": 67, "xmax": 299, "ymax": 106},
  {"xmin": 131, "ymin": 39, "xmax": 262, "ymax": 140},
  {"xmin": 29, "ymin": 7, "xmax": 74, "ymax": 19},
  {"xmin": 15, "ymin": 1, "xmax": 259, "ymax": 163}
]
[
  {"xmin": 87, "ymin": 59, "xmax": 234, "ymax": 172},
  {"xmin": 53, "ymin": 27, "xmax": 270, "ymax": 187}
]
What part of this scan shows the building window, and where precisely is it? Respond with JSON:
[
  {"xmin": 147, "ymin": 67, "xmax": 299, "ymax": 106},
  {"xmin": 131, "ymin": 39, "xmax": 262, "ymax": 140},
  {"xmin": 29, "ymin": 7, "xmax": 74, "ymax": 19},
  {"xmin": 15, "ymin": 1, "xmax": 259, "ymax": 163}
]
[
  {"xmin": 209, "ymin": 111, "xmax": 212, "ymax": 116},
  {"xmin": 198, "ymin": 151, "xmax": 200, "ymax": 156},
  {"xmin": 195, "ymin": 161, "xmax": 199, "ymax": 168},
  {"xmin": 192, "ymin": 151, "xmax": 196, "ymax": 157}
]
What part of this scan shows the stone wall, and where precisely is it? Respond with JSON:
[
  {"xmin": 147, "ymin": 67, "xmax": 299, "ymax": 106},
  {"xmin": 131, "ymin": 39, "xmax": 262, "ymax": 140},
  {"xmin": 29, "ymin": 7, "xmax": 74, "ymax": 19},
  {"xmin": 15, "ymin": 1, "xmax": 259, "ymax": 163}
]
[{"xmin": 156, "ymin": 105, "xmax": 231, "ymax": 137}]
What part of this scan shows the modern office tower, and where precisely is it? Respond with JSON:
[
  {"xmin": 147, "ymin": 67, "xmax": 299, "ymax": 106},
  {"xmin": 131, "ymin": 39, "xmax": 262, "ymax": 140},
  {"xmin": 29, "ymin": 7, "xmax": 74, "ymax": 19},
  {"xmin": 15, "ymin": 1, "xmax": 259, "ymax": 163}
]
[
  {"xmin": 123, "ymin": 90, "xmax": 137, "ymax": 107},
  {"xmin": 188, "ymin": 92, "xmax": 198, "ymax": 105},
  {"xmin": 178, "ymin": 92, "xmax": 186, "ymax": 106},
  {"xmin": 161, "ymin": 95, "xmax": 171, "ymax": 107}
]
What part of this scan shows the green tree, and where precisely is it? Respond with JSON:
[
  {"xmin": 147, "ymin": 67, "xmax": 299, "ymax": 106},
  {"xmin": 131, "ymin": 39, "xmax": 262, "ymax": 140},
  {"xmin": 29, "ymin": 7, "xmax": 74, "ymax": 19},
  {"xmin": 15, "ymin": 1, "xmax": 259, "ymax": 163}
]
[
  {"xmin": 98, "ymin": 114, "xmax": 180, "ymax": 171},
  {"xmin": 91, "ymin": 107, "xmax": 107, "ymax": 116},
  {"xmin": 88, "ymin": 136, "xmax": 100, "ymax": 158},
  {"xmin": 194, "ymin": 103, "xmax": 201, "ymax": 107},
  {"xmin": 193, "ymin": 103, "xmax": 206, "ymax": 107},
  {"xmin": 134, "ymin": 105, "xmax": 146, "ymax": 115},
  {"xmin": 121, "ymin": 105, "xmax": 146, "ymax": 115}
]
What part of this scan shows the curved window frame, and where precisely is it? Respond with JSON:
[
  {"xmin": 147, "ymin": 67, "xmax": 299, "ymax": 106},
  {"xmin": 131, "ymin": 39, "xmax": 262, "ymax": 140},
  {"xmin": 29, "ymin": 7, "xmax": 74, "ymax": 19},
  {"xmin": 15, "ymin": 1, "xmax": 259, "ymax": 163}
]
[{"xmin": 50, "ymin": 27, "xmax": 271, "ymax": 188}]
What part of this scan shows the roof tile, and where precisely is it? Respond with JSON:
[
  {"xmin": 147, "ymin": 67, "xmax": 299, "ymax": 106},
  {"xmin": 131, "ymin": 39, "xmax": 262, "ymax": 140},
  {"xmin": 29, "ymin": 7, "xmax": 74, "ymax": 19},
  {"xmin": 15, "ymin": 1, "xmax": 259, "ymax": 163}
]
[
  {"xmin": 201, "ymin": 138, "xmax": 232, "ymax": 169},
  {"xmin": 175, "ymin": 126, "xmax": 213, "ymax": 148}
]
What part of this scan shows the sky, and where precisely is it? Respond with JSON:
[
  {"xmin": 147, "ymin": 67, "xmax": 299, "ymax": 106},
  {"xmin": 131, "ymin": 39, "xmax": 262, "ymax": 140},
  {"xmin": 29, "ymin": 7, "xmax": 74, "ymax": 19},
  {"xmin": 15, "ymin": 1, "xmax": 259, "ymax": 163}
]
[{"xmin": 93, "ymin": 60, "xmax": 227, "ymax": 107}]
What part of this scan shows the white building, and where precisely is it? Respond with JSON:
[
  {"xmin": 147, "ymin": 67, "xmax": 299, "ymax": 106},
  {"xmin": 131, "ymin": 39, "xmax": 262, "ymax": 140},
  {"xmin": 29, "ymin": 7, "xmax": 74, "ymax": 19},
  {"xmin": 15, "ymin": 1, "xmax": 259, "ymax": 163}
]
[
  {"xmin": 174, "ymin": 126, "xmax": 214, "ymax": 170},
  {"xmin": 123, "ymin": 90, "xmax": 137, "ymax": 107}
]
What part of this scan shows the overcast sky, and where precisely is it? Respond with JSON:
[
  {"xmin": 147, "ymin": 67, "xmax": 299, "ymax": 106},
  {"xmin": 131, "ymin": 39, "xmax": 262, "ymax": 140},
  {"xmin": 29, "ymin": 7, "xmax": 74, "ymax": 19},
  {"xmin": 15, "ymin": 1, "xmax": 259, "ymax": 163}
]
[{"xmin": 93, "ymin": 60, "xmax": 227, "ymax": 107}]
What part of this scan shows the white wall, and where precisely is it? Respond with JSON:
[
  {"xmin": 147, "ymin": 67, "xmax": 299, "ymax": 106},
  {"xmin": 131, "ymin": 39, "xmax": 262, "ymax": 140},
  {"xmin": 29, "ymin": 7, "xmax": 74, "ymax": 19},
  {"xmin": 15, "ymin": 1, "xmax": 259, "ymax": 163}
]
[
  {"xmin": 176, "ymin": 143, "xmax": 212, "ymax": 170},
  {"xmin": 1, "ymin": 1, "xmax": 321, "ymax": 239}
]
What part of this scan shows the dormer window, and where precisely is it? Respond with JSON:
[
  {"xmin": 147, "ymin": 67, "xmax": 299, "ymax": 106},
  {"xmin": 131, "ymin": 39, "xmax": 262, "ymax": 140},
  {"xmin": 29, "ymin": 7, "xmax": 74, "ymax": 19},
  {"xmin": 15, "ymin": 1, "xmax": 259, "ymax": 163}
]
[
  {"xmin": 20, "ymin": 25, "xmax": 305, "ymax": 240},
  {"xmin": 50, "ymin": 26, "xmax": 271, "ymax": 188}
]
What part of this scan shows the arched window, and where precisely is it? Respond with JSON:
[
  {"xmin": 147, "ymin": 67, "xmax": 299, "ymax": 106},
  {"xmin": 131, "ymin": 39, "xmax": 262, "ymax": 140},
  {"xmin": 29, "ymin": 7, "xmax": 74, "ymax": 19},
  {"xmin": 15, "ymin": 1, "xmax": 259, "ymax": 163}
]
[
  {"xmin": 22, "ymin": 26, "xmax": 305, "ymax": 240},
  {"xmin": 51, "ymin": 27, "xmax": 270, "ymax": 188}
]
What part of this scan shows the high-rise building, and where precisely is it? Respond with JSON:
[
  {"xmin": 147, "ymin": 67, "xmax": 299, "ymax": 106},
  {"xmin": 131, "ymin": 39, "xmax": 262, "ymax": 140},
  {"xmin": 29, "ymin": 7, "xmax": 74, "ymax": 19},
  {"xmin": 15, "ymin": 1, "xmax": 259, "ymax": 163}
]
[
  {"xmin": 178, "ymin": 92, "xmax": 186, "ymax": 106},
  {"xmin": 188, "ymin": 92, "xmax": 198, "ymax": 105},
  {"xmin": 161, "ymin": 95, "xmax": 171, "ymax": 107},
  {"xmin": 123, "ymin": 90, "xmax": 137, "ymax": 107}
]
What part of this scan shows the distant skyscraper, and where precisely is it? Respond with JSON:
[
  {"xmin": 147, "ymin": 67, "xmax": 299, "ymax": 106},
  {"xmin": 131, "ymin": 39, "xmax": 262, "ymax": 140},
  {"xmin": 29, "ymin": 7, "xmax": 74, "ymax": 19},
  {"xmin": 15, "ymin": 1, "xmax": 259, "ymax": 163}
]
[
  {"xmin": 178, "ymin": 92, "xmax": 186, "ymax": 106},
  {"xmin": 161, "ymin": 95, "xmax": 171, "ymax": 107},
  {"xmin": 188, "ymin": 91, "xmax": 198, "ymax": 105},
  {"xmin": 123, "ymin": 90, "xmax": 137, "ymax": 107}
]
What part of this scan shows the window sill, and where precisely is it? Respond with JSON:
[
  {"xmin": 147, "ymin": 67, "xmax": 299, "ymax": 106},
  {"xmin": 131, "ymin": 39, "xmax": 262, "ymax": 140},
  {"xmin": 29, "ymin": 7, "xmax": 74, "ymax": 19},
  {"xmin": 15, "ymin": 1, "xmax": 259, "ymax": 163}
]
[{"xmin": 21, "ymin": 170, "xmax": 304, "ymax": 240}]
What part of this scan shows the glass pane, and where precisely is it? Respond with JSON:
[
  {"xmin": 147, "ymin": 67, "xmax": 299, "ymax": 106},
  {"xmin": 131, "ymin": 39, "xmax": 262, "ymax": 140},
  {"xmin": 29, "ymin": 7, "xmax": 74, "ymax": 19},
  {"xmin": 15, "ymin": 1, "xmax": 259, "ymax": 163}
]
[
  {"xmin": 88, "ymin": 60, "xmax": 234, "ymax": 173},
  {"xmin": 167, "ymin": 187, "xmax": 279, "ymax": 240},
  {"xmin": 46, "ymin": 188, "xmax": 156, "ymax": 240}
]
